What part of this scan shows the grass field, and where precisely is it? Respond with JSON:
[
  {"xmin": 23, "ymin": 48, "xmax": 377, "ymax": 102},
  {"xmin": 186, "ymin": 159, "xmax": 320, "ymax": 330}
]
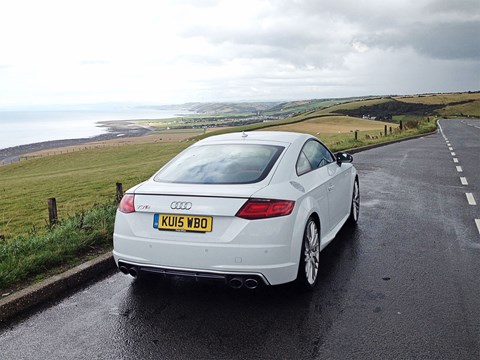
[
  {"xmin": 439, "ymin": 100, "xmax": 480, "ymax": 117},
  {"xmin": 261, "ymin": 115, "xmax": 437, "ymax": 152},
  {"xmin": 260, "ymin": 115, "xmax": 399, "ymax": 149},
  {"xmin": 0, "ymin": 142, "xmax": 188, "ymax": 239},
  {"xmin": 313, "ymin": 97, "xmax": 392, "ymax": 115},
  {"xmin": 262, "ymin": 115, "xmax": 395, "ymax": 133},
  {"xmin": 394, "ymin": 92, "xmax": 480, "ymax": 105},
  {"xmin": 395, "ymin": 92, "xmax": 480, "ymax": 117}
]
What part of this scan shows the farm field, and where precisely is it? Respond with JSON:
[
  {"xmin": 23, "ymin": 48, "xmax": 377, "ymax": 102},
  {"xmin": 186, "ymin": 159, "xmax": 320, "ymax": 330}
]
[
  {"xmin": 0, "ymin": 142, "xmax": 188, "ymax": 239},
  {"xmin": 263, "ymin": 115, "xmax": 395, "ymax": 134},
  {"xmin": 261, "ymin": 115, "xmax": 399, "ymax": 150},
  {"xmin": 394, "ymin": 92, "xmax": 480, "ymax": 118}
]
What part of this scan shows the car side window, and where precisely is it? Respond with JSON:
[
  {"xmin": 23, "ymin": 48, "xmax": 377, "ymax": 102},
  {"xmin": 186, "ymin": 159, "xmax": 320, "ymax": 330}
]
[
  {"xmin": 296, "ymin": 139, "xmax": 335, "ymax": 176},
  {"xmin": 296, "ymin": 151, "xmax": 312, "ymax": 175}
]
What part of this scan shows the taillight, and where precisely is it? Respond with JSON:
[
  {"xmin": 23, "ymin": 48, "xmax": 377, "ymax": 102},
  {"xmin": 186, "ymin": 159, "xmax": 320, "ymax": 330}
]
[
  {"xmin": 119, "ymin": 194, "xmax": 135, "ymax": 213},
  {"xmin": 236, "ymin": 199, "xmax": 295, "ymax": 220}
]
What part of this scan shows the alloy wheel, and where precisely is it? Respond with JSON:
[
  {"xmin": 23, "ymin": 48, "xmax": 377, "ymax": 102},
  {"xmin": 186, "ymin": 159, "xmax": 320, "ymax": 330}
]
[{"xmin": 304, "ymin": 219, "xmax": 320, "ymax": 285}]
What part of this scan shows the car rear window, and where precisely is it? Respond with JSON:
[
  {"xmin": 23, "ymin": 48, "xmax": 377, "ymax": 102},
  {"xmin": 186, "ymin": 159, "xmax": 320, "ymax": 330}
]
[{"xmin": 154, "ymin": 144, "xmax": 284, "ymax": 184}]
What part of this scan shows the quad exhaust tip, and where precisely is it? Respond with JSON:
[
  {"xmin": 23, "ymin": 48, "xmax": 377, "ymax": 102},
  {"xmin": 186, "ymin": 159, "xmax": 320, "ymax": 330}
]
[
  {"xmin": 229, "ymin": 277, "xmax": 244, "ymax": 289},
  {"xmin": 128, "ymin": 267, "xmax": 138, "ymax": 278},
  {"xmin": 244, "ymin": 278, "xmax": 259, "ymax": 289},
  {"xmin": 119, "ymin": 264, "xmax": 138, "ymax": 278},
  {"xmin": 229, "ymin": 277, "xmax": 259, "ymax": 289}
]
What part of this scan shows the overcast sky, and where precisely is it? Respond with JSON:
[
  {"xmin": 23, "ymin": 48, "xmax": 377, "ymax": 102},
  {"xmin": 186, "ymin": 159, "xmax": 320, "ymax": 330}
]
[{"xmin": 0, "ymin": 0, "xmax": 479, "ymax": 108}]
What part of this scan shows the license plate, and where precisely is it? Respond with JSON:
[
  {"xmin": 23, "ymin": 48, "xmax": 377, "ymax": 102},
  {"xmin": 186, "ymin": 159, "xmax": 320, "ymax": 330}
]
[{"xmin": 153, "ymin": 214, "xmax": 213, "ymax": 233}]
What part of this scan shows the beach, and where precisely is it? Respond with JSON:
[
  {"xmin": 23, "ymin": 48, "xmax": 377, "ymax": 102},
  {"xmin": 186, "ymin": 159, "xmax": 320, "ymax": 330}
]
[{"xmin": 0, "ymin": 120, "xmax": 153, "ymax": 165}]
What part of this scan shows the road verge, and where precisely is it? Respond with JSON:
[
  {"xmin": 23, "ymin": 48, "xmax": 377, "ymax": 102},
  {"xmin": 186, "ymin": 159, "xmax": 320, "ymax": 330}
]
[{"xmin": 0, "ymin": 252, "xmax": 115, "ymax": 323}]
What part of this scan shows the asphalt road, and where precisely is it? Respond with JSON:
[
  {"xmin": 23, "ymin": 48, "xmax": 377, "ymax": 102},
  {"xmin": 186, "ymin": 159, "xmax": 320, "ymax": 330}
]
[{"xmin": 1, "ymin": 119, "xmax": 479, "ymax": 360}]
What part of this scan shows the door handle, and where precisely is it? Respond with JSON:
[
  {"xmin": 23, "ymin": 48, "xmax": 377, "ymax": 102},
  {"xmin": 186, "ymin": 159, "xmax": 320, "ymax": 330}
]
[{"xmin": 327, "ymin": 184, "xmax": 335, "ymax": 192}]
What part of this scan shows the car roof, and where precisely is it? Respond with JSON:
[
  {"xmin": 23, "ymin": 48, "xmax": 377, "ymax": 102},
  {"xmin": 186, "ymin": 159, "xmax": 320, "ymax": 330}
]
[{"xmin": 195, "ymin": 131, "xmax": 313, "ymax": 145}]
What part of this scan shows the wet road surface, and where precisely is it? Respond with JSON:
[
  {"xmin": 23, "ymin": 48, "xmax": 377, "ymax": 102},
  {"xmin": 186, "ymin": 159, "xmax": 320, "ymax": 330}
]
[{"xmin": 1, "ymin": 119, "xmax": 479, "ymax": 359}]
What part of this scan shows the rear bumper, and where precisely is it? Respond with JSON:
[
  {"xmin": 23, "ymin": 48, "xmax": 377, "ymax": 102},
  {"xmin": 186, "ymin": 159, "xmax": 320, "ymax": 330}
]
[{"xmin": 112, "ymin": 242, "xmax": 298, "ymax": 286}]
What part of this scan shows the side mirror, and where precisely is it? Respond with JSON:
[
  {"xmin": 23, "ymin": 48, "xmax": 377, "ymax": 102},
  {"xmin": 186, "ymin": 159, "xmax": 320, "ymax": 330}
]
[{"xmin": 335, "ymin": 152, "xmax": 353, "ymax": 165}]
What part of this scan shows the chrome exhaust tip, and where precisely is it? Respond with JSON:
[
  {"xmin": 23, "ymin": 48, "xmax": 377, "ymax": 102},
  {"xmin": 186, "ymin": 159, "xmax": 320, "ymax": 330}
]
[
  {"xmin": 229, "ymin": 277, "xmax": 244, "ymax": 289},
  {"xmin": 244, "ymin": 278, "xmax": 259, "ymax": 289},
  {"xmin": 129, "ymin": 267, "xmax": 138, "ymax": 278},
  {"xmin": 119, "ymin": 265, "xmax": 129, "ymax": 275}
]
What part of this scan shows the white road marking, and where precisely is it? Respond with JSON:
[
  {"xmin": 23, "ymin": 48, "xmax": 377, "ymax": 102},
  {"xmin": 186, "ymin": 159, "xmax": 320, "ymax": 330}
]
[
  {"xmin": 456, "ymin": 166, "xmax": 463, "ymax": 172},
  {"xmin": 448, "ymin": 147, "xmax": 453, "ymax": 151},
  {"xmin": 466, "ymin": 193, "xmax": 477, "ymax": 206},
  {"xmin": 476, "ymin": 219, "xmax": 480, "ymax": 235},
  {"xmin": 438, "ymin": 121, "xmax": 446, "ymax": 138},
  {"xmin": 460, "ymin": 177, "xmax": 468, "ymax": 185},
  {"xmin": 451, "ymin": 152, "xmax": 456, "ymax": 156},
  {"xmin": 453, "ymin": 158, "xmax": 459, "ymax": 163}
]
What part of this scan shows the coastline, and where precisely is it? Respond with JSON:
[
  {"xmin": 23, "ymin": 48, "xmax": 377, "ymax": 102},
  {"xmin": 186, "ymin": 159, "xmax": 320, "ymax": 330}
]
[{"xmin": 0, "ymin": 120, "xmax": 153, "ymax": 165}]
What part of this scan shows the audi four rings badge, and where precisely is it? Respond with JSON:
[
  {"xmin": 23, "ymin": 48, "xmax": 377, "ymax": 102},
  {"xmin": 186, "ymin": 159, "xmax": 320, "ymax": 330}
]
[{"xmin": 170, "ymin": 201, "xmax": 193, "ymax": 210}]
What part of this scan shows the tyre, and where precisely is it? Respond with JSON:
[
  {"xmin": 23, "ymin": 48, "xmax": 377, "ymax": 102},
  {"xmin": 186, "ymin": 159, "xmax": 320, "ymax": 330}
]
[
  {"xmin": 347, "ymin": 177, "xmax": 360, "ymax": 226},
  {"xmin": 296, "ymin": 217, "xmax": 320, "ymax": 290}
]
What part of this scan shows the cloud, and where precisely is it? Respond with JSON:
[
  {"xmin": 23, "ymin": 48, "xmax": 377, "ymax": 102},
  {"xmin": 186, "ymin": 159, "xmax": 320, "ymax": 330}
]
[
  {"xmin": 179, "ymin": 0, "xmax": 480, "ymax": 67},
  {"xmin": 358, "ymin": 21, "xmax": 480, "ymax": 60},
  {"xmin": 425, "ymin": 0, "xmax": 480, "ymax": 14},
  {"xmin": 410, "ymin": 22, "xmax": 480, "ymax": 60},
  {"xmin": 0, "ymin": 0, "xmax": 478, "ymax": 106},
  {"xmin": 80, "ymin": 61, "xmax": 111, "ymax": 65}
]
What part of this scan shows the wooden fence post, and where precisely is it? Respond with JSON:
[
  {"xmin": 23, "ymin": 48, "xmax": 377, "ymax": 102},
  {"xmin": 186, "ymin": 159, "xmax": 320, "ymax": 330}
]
[
  {"xmin": 116, "ymin": 183, "xmax": 123, "ymax": 203},
  {"xmin": 48, "ymin": 198, "xmax": 58, "ymax": 227},
  {"xmin": 354, "ymin": 130, "xmax": 358, "ymax": 141},
  {"xmin": 384, "ymin": 125, "xmax": 387, "ymax": 137}
]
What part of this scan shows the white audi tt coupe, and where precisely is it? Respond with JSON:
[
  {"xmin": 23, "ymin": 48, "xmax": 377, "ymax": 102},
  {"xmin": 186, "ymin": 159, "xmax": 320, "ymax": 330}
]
[{"xmin": 113, "ymin": 131, "xmax": 359, "ymax": 289}]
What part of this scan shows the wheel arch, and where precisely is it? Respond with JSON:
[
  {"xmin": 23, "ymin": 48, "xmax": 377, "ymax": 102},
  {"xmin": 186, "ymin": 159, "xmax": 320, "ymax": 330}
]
[{"xmin": 290, "ymin": 197, "xmax": 323, "ymax": 277}]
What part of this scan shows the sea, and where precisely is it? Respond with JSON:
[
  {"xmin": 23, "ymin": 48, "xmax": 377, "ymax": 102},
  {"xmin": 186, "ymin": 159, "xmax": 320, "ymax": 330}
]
[{"xmin": 0, "ymin": 108, "xmax": 186, "ymax": 150}]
